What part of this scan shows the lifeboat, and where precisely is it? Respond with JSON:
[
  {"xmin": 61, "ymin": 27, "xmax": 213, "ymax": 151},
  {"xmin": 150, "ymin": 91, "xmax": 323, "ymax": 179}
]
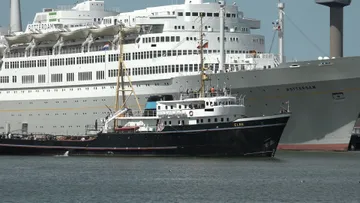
[
  {"xmin": 32, "ymin": 31, "xmax": 61, "ymax": 42},
  {"xmin": 5, "ymin": 33, "xmax": 33, "ymax": 46},
  {"xmin": 115, "ymin": 126, "xmax": 140, "ymax": 132},
  {"xmin": 59, "ymin": 28, "xmax": 90, "ymax": 41},
  {"xmin": 89, "ymin": 24, "xmax": 121, "ymax": 38}
]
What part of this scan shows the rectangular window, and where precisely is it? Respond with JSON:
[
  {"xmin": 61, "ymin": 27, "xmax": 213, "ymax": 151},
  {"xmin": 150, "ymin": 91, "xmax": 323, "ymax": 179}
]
[
  {"xmin": 0, "ymin": 76, "xmax": 9, "ymax": 83},
  {"xmin": 96, "ymin": 71, "xmax": 105, "ymax": 80},
  {"xmin": 78, "ymin": 71, "xmax": 92, "ymax": 81},
  {"xmin": 38, "ymin": 74, "xmax": 46, "ymax": 83},
  {"xmin": 178, "ymin": 12, "xmax": 183, "ymax": 16},
  {"xmin": 51, "ymin": 74, "xmax": 63, "ymax": 83},
  {"xmin": 66, "ymin": 73, "xmax": 74, "ymax": 82},
  {"xmin": 22, "ymin": 75, "xmax": 35, "ymax": 84}
]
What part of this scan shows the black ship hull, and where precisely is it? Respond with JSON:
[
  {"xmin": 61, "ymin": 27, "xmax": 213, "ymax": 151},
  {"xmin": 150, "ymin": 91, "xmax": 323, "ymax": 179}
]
[{"xmin": 0, "ymin": 114, "xmax": 290, "ymax": 157}]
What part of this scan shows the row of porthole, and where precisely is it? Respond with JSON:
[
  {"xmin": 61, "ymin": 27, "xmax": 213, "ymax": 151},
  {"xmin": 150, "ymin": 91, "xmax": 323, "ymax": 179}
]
[
  {"xmin": 35, "ymin": 126, "xmax": 82, "ymax": 129},
  {"xmin": 11, "ymin": 112, "xmax": 109, "ymax": 117},
  {"xmin": 17, "ymin": 99, "xmax": 107, "ymax": 105},
  {"xmin": 0, "ymin": 82, "xmax": 171, "ymax": 94}
]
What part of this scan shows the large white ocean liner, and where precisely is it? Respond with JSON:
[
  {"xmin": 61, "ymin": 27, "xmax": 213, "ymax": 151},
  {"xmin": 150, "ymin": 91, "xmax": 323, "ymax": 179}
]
[{"xmin": 0, "ymin": 0, "xmax": 359, "ymax": 151}]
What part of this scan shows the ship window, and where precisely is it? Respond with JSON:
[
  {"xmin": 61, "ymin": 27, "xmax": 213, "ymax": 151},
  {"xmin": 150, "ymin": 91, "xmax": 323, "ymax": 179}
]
[
  {"xmin": 192, "ymin": 12, "xmax": 198, "ymax": 16},
  {"xmin": 161, "ymin": 37, "xmax": 165, "ymax": 42},
  {"xmin": 158, "ymin": 106, "xmax": 160, "ymax": 110},
  {"xmin": 208, "ymin": 119, "xmax": 211, "ymax": 123},
  {"xmin": 169, "ymin": 121, "xmax": 172, "ymax": 125},
  {"xmin": 227, "ymin": 118, "xmax": 230, "ymax": 122},
  {"xmin": 214, "ymin": 13, "xmax": 219, "ymax": 17},
  {"xmin": 176, "ymin": 36, "xmax": 180, "ymax": 42},
  {"xmin": 221, "ymin": 118, "xmax": 224, "ymax": 122},
  {"xmin": 201, "ymin": 119, "xmax": 203, "ymax": 123},
  {"xmin": 156, "ymin": 37, "xmax": 160, "ymax": 42},
  {"xmin": 166, "ymin": 36, "xmax": 170, "ymax": 42},
  {"xmin": 186, "ymin": 12, "xmax": 190, "ymax": 16},
  {"xmin": 178, "ymin": 12, "xmax": 183, "ymax": 16},
  {"xmin": 164, "ymin": 121, "xmax": 167, "ymax": 125},
  {"xmin": 171, "ymin": 105, "xmax": 173, "ymax": 109},
  {"xmin": 226, "ymin": 13, "xmax": 231, "ymax": 18},
  {"xmin": 207, "ymin": 13, "xmax": 212, "ymax": 17},
  {"xmin": 214, "ymin": 118, "xmax": 218, "ymax": 122},
  {"xmin": 171, "ymin": 36, "xmax": 175, "ymax": 42}
]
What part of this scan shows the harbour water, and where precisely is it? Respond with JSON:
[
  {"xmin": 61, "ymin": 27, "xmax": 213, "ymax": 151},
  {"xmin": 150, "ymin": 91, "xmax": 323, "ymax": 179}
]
[{"xmin": 0, "ymin": 151, "xmax": 359, "ymax": 203}]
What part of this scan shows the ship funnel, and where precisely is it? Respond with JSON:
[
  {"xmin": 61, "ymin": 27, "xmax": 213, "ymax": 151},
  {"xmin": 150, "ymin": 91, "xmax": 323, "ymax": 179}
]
[
  {"xmin": 10, "ymin": 0, "xmax": 22, "ymax": 32},
  {"xmin": 315, "ymin": 0, "xmax": 351, "ymax": 58}
]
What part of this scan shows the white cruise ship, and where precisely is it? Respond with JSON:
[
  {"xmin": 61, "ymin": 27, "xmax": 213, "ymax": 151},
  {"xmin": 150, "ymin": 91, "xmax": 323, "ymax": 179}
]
[{"xmin": 1, "ymin": 0, "xmax": 360, "ymax": 151}]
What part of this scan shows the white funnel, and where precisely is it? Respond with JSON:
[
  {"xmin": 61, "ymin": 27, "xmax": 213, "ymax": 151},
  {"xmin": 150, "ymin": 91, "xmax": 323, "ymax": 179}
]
[{"xmin": 10, "ymin": 0, "xmax": 22, "ymax": 32}]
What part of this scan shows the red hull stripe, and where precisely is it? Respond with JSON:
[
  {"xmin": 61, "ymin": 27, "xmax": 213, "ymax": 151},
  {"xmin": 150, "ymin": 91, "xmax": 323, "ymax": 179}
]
[
  {"xmin": 0, "ymin": 143, "xmax": 177, "ymax": 151},
  {"xmin": 277, "ymin": 144, "xmax": 348, "ymax": 151}
]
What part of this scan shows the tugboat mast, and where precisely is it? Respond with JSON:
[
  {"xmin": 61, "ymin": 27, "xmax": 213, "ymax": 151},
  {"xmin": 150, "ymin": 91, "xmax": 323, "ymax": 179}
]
[{"xmin": 199, "ymin": 13, "xmax": 206, "ymax": 98}]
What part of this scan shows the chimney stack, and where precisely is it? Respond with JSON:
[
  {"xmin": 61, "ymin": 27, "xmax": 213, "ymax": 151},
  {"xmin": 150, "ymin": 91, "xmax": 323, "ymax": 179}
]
[
  {"xmin": 315, "ymin": 0, "xmax": 351, "ymax": 58},
  {"xmin": 10, "ymin": 0, "xmax": 22, "ymax": 32}
]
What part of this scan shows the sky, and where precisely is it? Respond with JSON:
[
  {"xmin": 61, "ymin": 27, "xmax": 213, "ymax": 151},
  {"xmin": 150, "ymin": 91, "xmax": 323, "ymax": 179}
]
[{"xmin": 0, "ymin": 0, "xmax": 359, "ymax": 61}]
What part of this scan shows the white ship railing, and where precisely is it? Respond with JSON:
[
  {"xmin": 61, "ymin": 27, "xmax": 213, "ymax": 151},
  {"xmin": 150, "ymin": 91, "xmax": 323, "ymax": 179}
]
[
  {"xmin": 55, "ymin": 5, "xmax": 121, "ymax": 13},
  {"xmin": 157, "ymin": 110, "xmax": 187, "ymax": 118}
]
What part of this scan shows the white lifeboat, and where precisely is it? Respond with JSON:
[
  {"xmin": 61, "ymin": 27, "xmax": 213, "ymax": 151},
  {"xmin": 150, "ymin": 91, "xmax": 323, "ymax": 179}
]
[
  {"xmin": 32, "ymin": 31, "xmax": 62, "ymax": 42},
  {"xmin": 122, "ymin": 26, "xmax": 140, "ymax": 35},
  {"xmin": 5, "ymin": 33, "xmax": 33, "ymax": 46},
  {"xmin": 59, "ymin": 28, "xmax": 90, "ymax": 41},
  {"xmin": 88, "ymin": 25, "xmax": 121, "ymax": 38}
]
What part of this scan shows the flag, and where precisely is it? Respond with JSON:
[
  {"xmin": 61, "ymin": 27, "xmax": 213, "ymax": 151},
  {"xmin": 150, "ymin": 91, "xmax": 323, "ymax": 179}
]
[
  {"xmin": 102, "ymin": 43, "xmax": 110, "ymax": 50},
  {"xmin": 197, "ymin": 41, "xmax": 208, "ymax": 49}
]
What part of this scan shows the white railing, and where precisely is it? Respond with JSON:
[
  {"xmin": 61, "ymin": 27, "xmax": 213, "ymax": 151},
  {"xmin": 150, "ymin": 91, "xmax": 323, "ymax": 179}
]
[{"xmin": 157, "ymin": 110, "xmax": 187, "ymax": 118}]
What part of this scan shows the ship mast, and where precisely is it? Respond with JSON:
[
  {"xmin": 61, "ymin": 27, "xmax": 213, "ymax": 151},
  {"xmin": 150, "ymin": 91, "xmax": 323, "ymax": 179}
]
[
  {"xmin": 114, "ymin": 27, "xmax": 142, "ymax": 127},
  {"xmin": 278, "ymin": 0, "xmax": 285, "ymax": 63},
  {"xmin": 199, "ymin": 13, "xmax": 205, "ymax": 97},
  {"xmin": 115, "ymin": 30, "xmax": 126, "ymax": 111}
]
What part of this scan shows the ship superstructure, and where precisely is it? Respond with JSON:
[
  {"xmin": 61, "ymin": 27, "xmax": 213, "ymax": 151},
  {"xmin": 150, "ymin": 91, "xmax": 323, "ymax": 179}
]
[{"xmin": 1, "ymin": 0, "xmax": 360, "ymax": 151}]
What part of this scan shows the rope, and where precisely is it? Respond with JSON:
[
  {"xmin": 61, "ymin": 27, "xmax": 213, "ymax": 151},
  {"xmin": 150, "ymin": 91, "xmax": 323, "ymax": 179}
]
[
  {"xmin": 282, "ymin": 11, "xmax": 328, "ymax": 56},
  {"xmin": 268, "ymin": 30, "xmax": 276, "ymax": 53}
]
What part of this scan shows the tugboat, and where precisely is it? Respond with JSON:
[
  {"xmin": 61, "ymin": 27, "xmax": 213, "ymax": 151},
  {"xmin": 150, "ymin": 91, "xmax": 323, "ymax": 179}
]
[
  {"xmin": 0, "ymin": 15, "xmax": 291, "ymax": 157},
  {"xmin": 0, "ymin": 89, "xmax": 290, "ymax": 157}
]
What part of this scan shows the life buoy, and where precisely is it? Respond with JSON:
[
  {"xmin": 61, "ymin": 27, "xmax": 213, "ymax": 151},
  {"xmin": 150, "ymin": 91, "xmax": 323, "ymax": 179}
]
[{"xmin": 189, "ymin": 111, "xmax": 193, "ymax": 117}]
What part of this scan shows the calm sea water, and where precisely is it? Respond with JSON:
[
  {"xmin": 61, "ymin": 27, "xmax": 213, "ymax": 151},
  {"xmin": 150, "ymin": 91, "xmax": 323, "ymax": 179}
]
[{"xmin": 0, "ymin": 151, "xmax": 359, "ymax": 203}]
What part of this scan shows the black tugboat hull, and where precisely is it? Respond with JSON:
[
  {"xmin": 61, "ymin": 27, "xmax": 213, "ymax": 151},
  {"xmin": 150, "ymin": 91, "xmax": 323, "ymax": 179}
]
[{"xmin": 0, "ymin": 114, "xmax": 290, "ymax": 157}]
